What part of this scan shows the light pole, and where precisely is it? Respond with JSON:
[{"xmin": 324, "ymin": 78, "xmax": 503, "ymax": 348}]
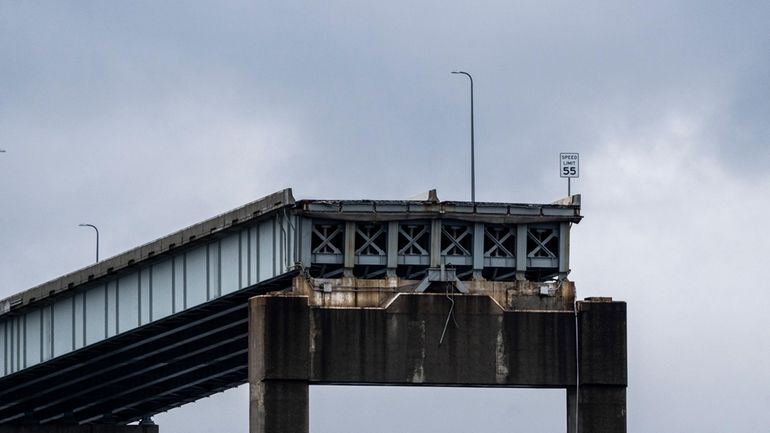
[
  {"xmin": 452, "ymin": 70, "xmax": 475, "ymax": 203},
  {"xmin": 79, "ymin": 224, "xmax": 99, "ymax": 262}
]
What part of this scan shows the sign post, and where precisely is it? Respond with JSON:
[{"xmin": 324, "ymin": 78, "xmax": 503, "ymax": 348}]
[{"xmin": 559, "ymin": 153, "xmax": 579, "ymax": 196}]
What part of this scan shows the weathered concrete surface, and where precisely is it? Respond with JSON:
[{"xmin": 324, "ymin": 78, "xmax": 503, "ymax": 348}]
[
  {"xmin": 308, "ymin": 294, "xmax": 576, "ymax": 386},
  {"xmin": 249, "ymin": 293, "xmax": 626, "ymax": 433},
  {"xmin": 568, "ymin": 386, "xmax": 627, "ymax": 433},
  {"xmin": 0, "ymin": 425, "xmax": 158, "ymax": 433},
  {"xmin": 566, "ymin": 299, "xmax": 627, "ymax": 432},
  {"xmin": 293, "ymin": 276, "xmax": 577, "ymax": 311},
  {"xmin": 249, "ymin": 296, "xmax": 309, "ymax": 433}
]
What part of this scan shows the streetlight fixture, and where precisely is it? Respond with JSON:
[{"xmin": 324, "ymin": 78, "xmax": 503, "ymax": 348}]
[
  {"xmin": 79, "ymin": 224, "xmax": 100, "ymax": 262},
  {"xmin": 452, "ymin": 70, "xmax": 475, "ymax": 203}
]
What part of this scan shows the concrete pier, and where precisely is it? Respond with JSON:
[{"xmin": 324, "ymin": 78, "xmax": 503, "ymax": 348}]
[{"xmin": 249, "ymin": 281, "xmax": 626, "ymax": 433}]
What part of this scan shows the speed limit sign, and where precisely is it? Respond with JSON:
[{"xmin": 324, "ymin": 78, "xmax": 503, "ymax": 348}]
[{"xmin": 560, "ymin": 153, "xmax": 579, "ymax": 178}]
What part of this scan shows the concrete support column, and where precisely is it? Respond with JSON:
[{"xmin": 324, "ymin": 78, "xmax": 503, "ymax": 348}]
[
  {"xmin": 566, "ymin": 299, "xmax": 627, "ymax": 433},
  {"xmin": 251, "ymin": 381, "xmax": 308, "ymax": 433},
  {"xmin": 567, "ymin": 385, "xmax": 626, "ymax": 433},
  {"xmin": 249, "ymin": 296, "xmax": 309, "ymax": 433}
]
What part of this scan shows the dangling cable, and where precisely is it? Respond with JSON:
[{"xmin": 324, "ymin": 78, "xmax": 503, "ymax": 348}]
[
  {"xmin": 439, "ymin": 282, "xmax": 459, "ymax": 346},
  {"xmin": 573, "ymin": 287, "xmax": 580, "ymax": 433}
]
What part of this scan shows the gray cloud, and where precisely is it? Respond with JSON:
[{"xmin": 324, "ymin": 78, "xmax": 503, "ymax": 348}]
[{"xmin": 1, "ymin": 0, "xmax": 769, "ymax": 431}]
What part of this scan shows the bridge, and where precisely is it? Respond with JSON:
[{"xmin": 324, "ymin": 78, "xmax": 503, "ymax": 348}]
[{"xmin": 0, "ymin": 188, "xmax": 626, "ymax": 432}]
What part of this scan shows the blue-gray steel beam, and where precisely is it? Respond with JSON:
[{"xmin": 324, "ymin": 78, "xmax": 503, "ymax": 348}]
[
  {"xmin": 50, "ymin": 349, "xmax": 248, "ymax": 424},
  {"xmin": 559, "ymin": 222, "xmax": 571, "ymax": 278},
  {"xmin": 472, "ymin": 222, "xmax": 484, "ymax": 279},
  {"xmin": 430, "ymin": 220, "xmax": 441, "ymax": 268},
  {"xmin": 516, "ymin": 225, "xmax": 528, "ymax": 280},
  {"xmin": 87, "ymin": 365, "xmax": 248, "ymax": 424},
  {"xmin": 386, "ymin": 221, "xmax": 398, "ymax": 277},
  {"xmin": 31, "ymin": 332, "xmax": 247, "ymax": 417},
  {"xmin": 0, "ymin": 215, "xmax": 291, "ymax": 379},
  {"xmin": 343, "ymin": 222, "xmax": 355, "ymax": 276}
]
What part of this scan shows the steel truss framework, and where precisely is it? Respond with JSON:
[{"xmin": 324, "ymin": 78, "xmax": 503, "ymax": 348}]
[{"xmin": 304, "ymin": 219, "xmax": 568, "ymax": 281}]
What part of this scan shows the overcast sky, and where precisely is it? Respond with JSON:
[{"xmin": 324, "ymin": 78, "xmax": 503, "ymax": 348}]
[{"xmin": 1, "ymin": 1, "xmax": 769, "ymax": 432}]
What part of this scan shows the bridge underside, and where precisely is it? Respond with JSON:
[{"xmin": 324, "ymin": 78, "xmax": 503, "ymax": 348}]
[{"xmin": 0, "ymin": 273, "xmax": 295, "ymax": 426}]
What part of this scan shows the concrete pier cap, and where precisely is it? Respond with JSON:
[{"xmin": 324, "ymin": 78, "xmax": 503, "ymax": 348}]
[{"xmin": 248, "ymin": 276, "xmax": 626, "ymax": 433}]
